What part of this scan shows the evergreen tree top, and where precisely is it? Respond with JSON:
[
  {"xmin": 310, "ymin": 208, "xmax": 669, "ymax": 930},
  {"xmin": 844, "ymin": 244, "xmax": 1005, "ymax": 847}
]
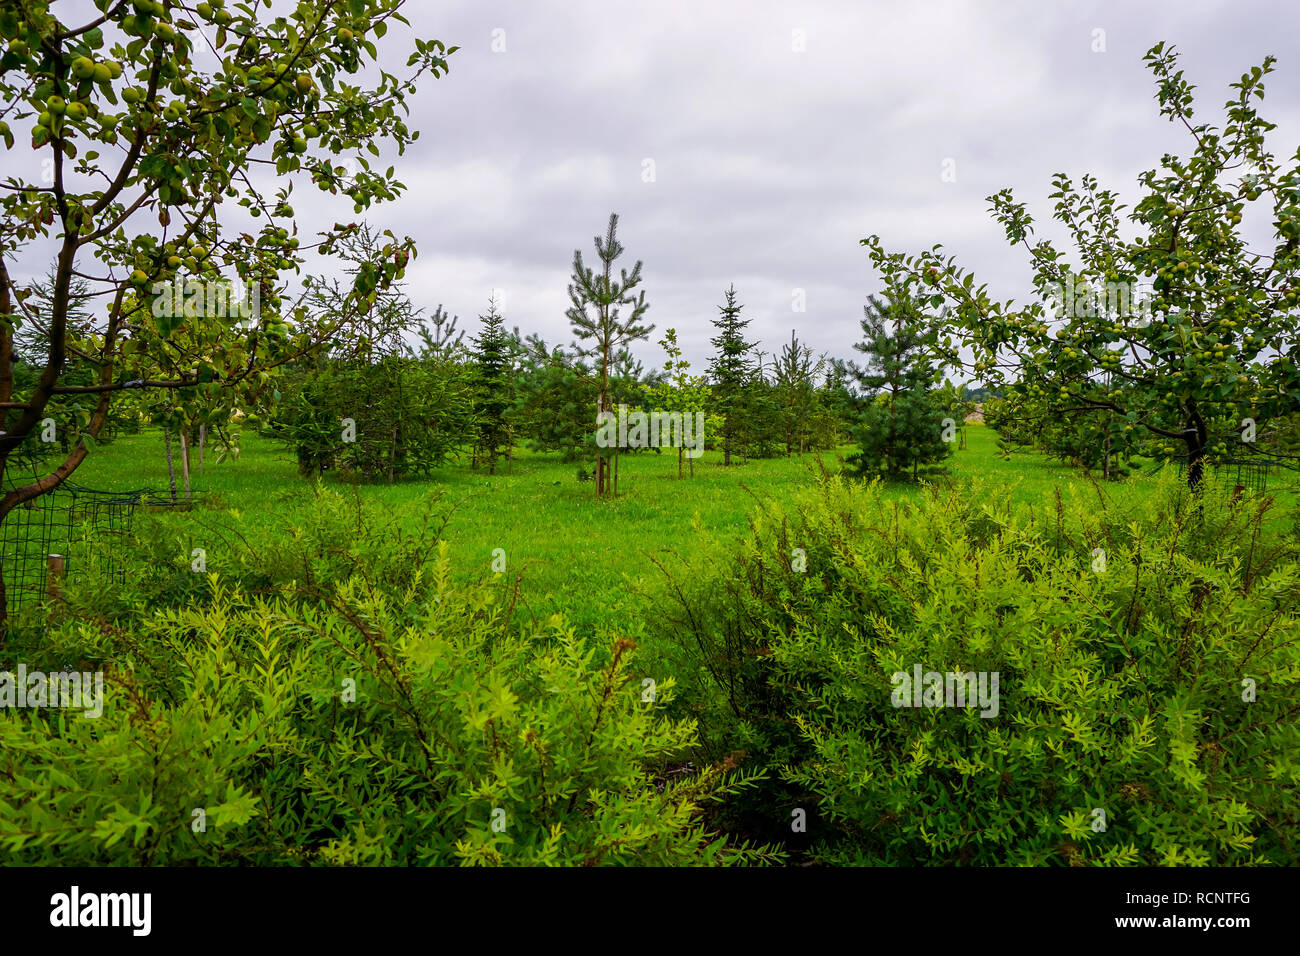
[
  {"xmin": 565, "ymin": 212, "xmax": 654, "ymax": 355},
  {"xmin": 708, "ymin": 283, "xmax": 757, "ymax": 385}
]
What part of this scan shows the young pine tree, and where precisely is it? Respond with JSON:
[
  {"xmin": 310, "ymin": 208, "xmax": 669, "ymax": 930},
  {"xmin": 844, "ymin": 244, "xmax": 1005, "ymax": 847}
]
[
  {"xmin": 416, "ymin": 304, "xmax": 464, "ymax": 359},
  {"xmin": 708, "ymin": 284, "xmax": 756, "ymax": 466},
  {"xmin": 773, "ymin": 330, "xmax": 823, "ymax": 455},
  {"xmin": 513, "ymin": 339, "xmax": 599, "ymax": 464},
  {"xmin": 846, "ymin": 293, "xmax": 953, "ymax": 479},
  {"xmin": 472, "ymin": 295, "xmax": 513, "ymax": 473},
  {"xmin": 566, "ymin": 213, "xmax": 653, "ymax": 498},
  {"xmin": 735, "ymin": 355, "xmax": 784, "ymax": 461}
]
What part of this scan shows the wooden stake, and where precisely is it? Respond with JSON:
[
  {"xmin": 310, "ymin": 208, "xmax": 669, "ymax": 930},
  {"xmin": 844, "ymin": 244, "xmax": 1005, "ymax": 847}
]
[
  {"xmin": 47, "ymin": 553, "xmax": 65, "ymax": 602},
  {"xmin": 164, "ymin": 427, "xmax": 178, "ymax": 502},
  {"xmin": 179, "ymin": 428, "xmax": 192, "ymax": 498}
]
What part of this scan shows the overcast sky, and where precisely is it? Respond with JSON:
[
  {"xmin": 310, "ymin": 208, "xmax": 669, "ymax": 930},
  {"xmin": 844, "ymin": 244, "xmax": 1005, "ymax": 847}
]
[
  {"xmin": 11, "ymin": 1, "xmax": 1300, "ymax": 376},
  {"xmin": 364, "ymin": 0, "xmax": 1300, "ymax": 373}
]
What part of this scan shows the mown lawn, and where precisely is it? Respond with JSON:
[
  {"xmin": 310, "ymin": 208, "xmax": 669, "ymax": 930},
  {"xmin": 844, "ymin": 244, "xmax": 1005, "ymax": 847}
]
[{"xmin": 64, "ymin": 422, "xmax": 1299, "ymax": 629}]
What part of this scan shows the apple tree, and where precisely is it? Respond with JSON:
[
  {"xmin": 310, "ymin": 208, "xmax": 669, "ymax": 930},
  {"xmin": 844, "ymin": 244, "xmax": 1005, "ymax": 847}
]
[
  {"xmin": 862, "ymin": 43, "xmax": 1300, "ymax": 491},
  {"xmin": 0, "ymin": 0, "xmax": 456, "ymax": 622}
]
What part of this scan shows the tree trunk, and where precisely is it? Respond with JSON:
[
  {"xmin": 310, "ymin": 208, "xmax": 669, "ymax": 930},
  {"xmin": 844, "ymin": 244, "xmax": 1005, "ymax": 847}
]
[
  {"xmin": 1185, "ymin": 409, "xmax": 1209, "ymax": 493},
  {"xmin": 1188, "ymin": 447, "xmax": 1204, "ymax": 491},
  {"xmin": 179, "ymin": 428, "xmax": 192, "ymax": 499},
  {"xmin": 164, "ymin": 427, "xmax": 178, "ymax": 502},
  {"xmin": 198, "ymin": 423, "xmax": 206, "ymax": 473},
  {"xmin": 0, "ymin": 505, "xmax": 9, "ymax": 636}
]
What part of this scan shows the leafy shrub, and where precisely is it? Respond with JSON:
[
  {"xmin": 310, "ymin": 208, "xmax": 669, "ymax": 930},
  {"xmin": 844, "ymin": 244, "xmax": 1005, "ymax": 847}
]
[
  {"xmin": 267, "ymin": 355, "xmax": 474, "ymax": 481},
  {"xmin": 650, "ymin": 468, "xmax": 1300, "ymax": 864},
  {"xmin": 0, "ymin": 491, "xmax": 779, "ymax": 866},
  {"xmin": 52, "ymin": 485, "xmax": 448, "ymax": 627}
]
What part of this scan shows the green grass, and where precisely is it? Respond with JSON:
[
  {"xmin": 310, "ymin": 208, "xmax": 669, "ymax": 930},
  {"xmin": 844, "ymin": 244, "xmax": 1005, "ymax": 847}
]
[{"xmin": 62, "ymin": 422, "xmax": 1299, "ymax": 629}]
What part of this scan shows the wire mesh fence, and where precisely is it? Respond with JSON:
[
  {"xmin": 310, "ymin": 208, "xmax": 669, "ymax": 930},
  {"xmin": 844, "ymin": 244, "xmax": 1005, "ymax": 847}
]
[
  {"xmin": 1173, "ymin": 454, "xmax": 1291, "ymax": 496},
  {"xmin": 1, "ymin": 434, "xmax": 210, "ymax": 621},
  {"xmin": 0, "ymin": 481, "xmax": 146, "ymax": 619}
]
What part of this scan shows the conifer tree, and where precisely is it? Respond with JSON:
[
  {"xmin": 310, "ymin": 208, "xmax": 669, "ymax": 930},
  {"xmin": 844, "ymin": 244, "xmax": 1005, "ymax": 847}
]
[
  {"xmin": 566, "ymin": 213, "xmax": 653, "ymax": 498},
  {"xmin": 845, "ymin": 292, "xmax": 953, "ymax": 479},
  {"xmin": 735, "ymin": 354, "xmax": 784, "ymax": 461},
  {"xmin": 514, "ymin": 344, "xmax": 597, "ymax": 463},
  {"xmin": 773, "ymin": 330, "xmax": 823, "ymax": 455},
  {"xmin": 416, "ymin": 304, "xmax": 464, "ymax": 359},
  {"xmin": 471, "ymin": 294, "xmax": 512, "ymax": 473},
  {"xmin": 708, "ymin": 284, "xmax": 756, "ymax": 466}
]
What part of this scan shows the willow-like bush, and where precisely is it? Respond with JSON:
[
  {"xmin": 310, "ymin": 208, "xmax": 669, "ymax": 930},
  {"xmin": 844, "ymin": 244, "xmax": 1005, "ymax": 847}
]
[{"xmin": 651, "ymin": 468, "xmax": 1300, "ymax": 865}]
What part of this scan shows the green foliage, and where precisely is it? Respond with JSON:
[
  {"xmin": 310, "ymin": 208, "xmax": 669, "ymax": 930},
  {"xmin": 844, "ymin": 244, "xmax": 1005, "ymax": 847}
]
[
  {"xmin": 0, "ymin": 0, "xmax": 456, "ymax": 620},
  {"xmin": 863, "ymin": 42, "xmax": 1300, "ymax": 489},
  {"xmin": 566, "ymin": 213, "xmax": 654, "ymax": 497},
  {"xmin": 645, "ymin": 328, "xmax": 710, "ymax": 477},
  {"xmin": 650, "ymin": 469, "xmax": 1300, "ymax": 865},
  {"xmin": 416, "ymin": 304, "xmax": 465, "ymax": 360},
  {"xmin": 984, "ymin": 386, "xmax": 1141, "ymax": 478},
  {"xmin": 845, "ymin": 293, "xmax": 953, "ymax": 479},
  {"xmin": 470, "ymin": 296, "xmax": 514, "ymax": 473},
  {"xmin": 270, "ymin": 354, "xmax": 473, "ymax": 482},
  {"xmin": 0, "ymin": 490, "xmax": 781, "ymax": 866},
  {"xmin": 513, "ymin": 346, "xmax": 599, "ymax": 463},
  {"xmin": 708, "ymin": 284, "xmax": 756, "ymax": 466},
  {"xmin": 773, "ymin": 331, "xmax": 833, "ymax": 456}
]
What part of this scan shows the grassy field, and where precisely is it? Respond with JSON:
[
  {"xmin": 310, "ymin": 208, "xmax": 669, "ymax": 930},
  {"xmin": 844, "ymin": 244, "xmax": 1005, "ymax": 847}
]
[{"xmin": 59, "ymin": 422, "xmax": 1299, "ymax": 629}]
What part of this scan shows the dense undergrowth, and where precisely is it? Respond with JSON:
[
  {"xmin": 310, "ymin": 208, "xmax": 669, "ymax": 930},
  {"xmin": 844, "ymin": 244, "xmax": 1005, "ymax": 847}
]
[
  {"xmin": 645, "ymin": 465, "xmax": 1300, "ymax": 865},
  {"xmin": 1, "ymin": 469, "xmax": 1297, "ymax": 865}
]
